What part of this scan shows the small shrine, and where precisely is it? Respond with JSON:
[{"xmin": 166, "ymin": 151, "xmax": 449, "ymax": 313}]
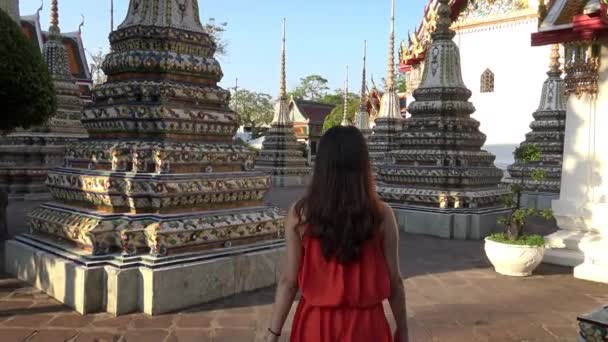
[
  {"xmin": 532, "ymin": 0, "xmax": 608, "ymax": 284},
  {"xmin": 376, "ymin": 0, "xmax": 510, "ymax": 240},
  {"xmin": 0, "ymin": 0, "xmax": 88, "ymax": 198},
  {"xmin": 6, "ymin": 0, "xmax": 285, "ymax": 315},
  {"xmin": 505, "ymin": 44, "xmax": 566, "ymax": 209},
  {"xmin": 256, "ymin": 19, "xmax": 310, "ymax": 186},
  {"xmin": 368, "ymin": 0, "xmax": 404, "ymax": 172}
]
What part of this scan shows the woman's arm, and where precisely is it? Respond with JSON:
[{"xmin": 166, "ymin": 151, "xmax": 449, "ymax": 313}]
[
  {"xmin": 381, "ymin": 203, "xmax": 409, "ymax": 342},
  {"xmin": 266, "ymin": 205, "xmax": 303, "ymax": 341}
]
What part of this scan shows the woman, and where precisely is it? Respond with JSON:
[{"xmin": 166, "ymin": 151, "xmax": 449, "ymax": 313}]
[{"xmin": 265, "ymin": 126, "xmax": 409, "ymax": 342}]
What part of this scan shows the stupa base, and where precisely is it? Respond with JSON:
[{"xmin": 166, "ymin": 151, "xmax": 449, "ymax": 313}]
[
  {"xmin": 390, "ymin": 204, "xmax": 511, "ymax": 240},
  {"xmin": 520, "ymin": 191, "xmax": 558, "ymax": 210},
  {"xmin": 271, "ymin": 174, "xmax": 310, "ymax": 188},
  {"xmin": 5, "ymin": 234, "xmax": 285, "ymax": 315}
]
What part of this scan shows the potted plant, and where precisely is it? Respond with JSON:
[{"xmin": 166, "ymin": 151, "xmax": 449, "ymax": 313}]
[{"xmin": 485, "ymin": 145, "xmax": 554, "ymax": 277}]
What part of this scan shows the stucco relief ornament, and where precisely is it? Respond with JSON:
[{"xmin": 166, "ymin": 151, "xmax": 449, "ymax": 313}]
[{"xmin": 439, "ymin": 193, "xmax": 448, "ymax": 209}]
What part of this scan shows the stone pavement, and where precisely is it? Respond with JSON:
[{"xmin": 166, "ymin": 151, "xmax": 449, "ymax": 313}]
[{"xmin": 0, "ymin": 187, "xmax": 606, "ymax": 341}]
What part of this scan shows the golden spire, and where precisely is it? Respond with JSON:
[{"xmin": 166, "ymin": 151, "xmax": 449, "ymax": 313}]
[
  {"xmin": 342, "ymin": 65, "xmax": 349, "ymax": 126},
  {"xmin": 548, "ymin": 44, "xmax": 562, "ymax": 77},
  {"xmin": 50, "ymin": 0, "xmax": 60, "ymax": 36},
  {"xmin": 280, "ymin": 18, "xmax": 287, "ymax": 99},
  {"xmin": 386, "ymin": 0, "xmax": 396, "ymax": 91}
]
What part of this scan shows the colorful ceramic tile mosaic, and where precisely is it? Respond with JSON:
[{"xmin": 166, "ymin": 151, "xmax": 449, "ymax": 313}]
[
  {"xmin": 29, "ymin": 0, "xmax": 284, "ymax": 256},
  {"xmin": 377, "ymin": 0, "xmax": 510, "ymax": 208}
]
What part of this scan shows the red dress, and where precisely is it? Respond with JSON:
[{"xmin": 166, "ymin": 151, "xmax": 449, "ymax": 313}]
[{"xmin": 290, "ymin": 229, "xmax": 393, "ymax": 342}]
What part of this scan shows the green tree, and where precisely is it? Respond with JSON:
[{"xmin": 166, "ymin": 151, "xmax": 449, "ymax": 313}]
[
  {"xmin": 381, "ymin": 72, "xmax": 407, "ymax": 93},
  {"xmin": 0, "ymin": 9, "xmax": 56, "ymax": 134},
  {"xmin": 0, "ymin": 9, "xmax": 57, "ymax": 243},
  {"xmin": 230, "ymin": 89, "xmax": 274, "ymax": 138},
  {"xmin": 322, "ymin": 90, "xmax": 360, "ymax": 132},
  {"xmin": 289, "ymin": 74, "xmax": 330, "ymax": 100},
  {"xmin": 203, "ymin": 18, "xmax": 228, "ymax": 58}
]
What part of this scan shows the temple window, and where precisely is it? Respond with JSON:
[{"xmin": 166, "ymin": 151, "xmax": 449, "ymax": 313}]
[{"xmin": 480, "ymin": 69, "xmax": 494, "ymax": 93}]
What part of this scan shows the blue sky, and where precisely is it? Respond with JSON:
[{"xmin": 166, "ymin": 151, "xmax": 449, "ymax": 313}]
[{"xmin": 20, "ymin": 0, "xmax": 429, "ymax": 96}]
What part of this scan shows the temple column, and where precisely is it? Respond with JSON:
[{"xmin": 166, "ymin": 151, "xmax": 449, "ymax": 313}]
[{"xmin": 544, "ymin": 44, "xmax": 608, "ymax": 283}]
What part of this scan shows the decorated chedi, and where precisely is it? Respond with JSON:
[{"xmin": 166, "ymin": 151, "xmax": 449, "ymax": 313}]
[
  {"xmin": 368, "ymin": 0, "xmax": 404, "ymax": 172},
  {"xmin": 354, "ymin": 41, "xmax": 371, "ymax": 138},
  {"xmin": 256, "ymin": 19, "xmax": 310, "ymax": 186},
  {"xmin": 0, "ymin": 0, "xmax": 87, "ymax": 197},
  {"xmin": 8, "ymin": 0, "xmax": 285, "ymax": 315},
  {"xmin": 376, "ymin": 0, "xmax": 510, "ymax": 240},
  {"xmin": 506, "ymin": 44, "xmax": 566, "ymax": 209}
]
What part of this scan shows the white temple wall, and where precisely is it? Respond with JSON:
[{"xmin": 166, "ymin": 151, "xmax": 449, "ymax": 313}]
[{"xmin": 454, "ymin": 19, "xmax": 552, "ymax": 147}]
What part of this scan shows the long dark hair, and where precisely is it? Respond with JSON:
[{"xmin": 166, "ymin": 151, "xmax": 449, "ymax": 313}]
[{"xmin": 295, "ymin": 125, "xmax": 383, "ymax": 264}]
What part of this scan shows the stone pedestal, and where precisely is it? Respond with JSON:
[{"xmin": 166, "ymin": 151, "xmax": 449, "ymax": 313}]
[
  {"xmin": 520, "ymin": 191, "xmax": 558, "ymax": 210},
  {"xmin": 5, "ymin": 234, "xmax": 284, "ymax": 315},
  {"xmin": 392, "ymin": 204, "xmax": 510, "ymax": 240},
  {"xmin": 543, "ymin": 47, "xmax": 608, "ymax": 283}
]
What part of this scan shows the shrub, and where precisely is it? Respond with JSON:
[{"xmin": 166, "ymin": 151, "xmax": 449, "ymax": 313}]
[{"xmin": 0, "ymin": 9, "xmax": 56, "ymax": 133}]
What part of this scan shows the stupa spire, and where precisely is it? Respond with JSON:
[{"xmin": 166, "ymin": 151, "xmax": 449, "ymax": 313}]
[
  {"xmin": 355, "ymin": 41, "xmax": 371, "ymax": 135},
  {"xmin": 359, "ymin": 40, "xmax": 368, "ymax": 110},
  {"xmin": 341, "ymin": 65, "xmax": 349, "ymax": 126},
  {"xmin": 280, "ymin": 18, "xmax": 287, "ymax": 99},
  {"xmin": 377, "ymin": 0, "xmax": 401, "ymax": 119},
  {"xmin": 386, "ymin": 0, "xmax": 396, "ymax": 91},
  {"xmin": 271, "ymin": 18, "xmax": 291, "ymax": 125},
  {"xmin": 49, "ymin": 0, "xmax": 60, "ymax": 36}
]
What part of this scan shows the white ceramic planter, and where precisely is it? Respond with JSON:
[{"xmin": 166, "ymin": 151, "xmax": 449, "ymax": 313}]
[{"xmin": 484, "ymin": 237, "xmax": 545, "ymax": 277}]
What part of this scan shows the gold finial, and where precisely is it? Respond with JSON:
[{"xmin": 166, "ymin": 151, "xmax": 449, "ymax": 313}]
[
  {"xmin": 342, "ymin": 65, "xmax": 349, "ymax": 126},
  {"xmin": 386, "ymin": 0, "xmax": 396, "ymax": 91},
  {"xmin": 50, "ymin": 0, "xmax": 60, "ymax": 36},
  {"xmin": 280, "ymin": 18, "xmax": 287, "ymax": 99},
  {"xmin": 548, "ymin": 44, "xmax": 562, "ymax": 76}
]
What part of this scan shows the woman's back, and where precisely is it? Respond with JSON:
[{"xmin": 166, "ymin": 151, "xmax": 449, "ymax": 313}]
[
  {"xmin": 298, "ymin": 228, "xmax": 391, "ymax": 308},
  {"xmin": 266, "ymin": 126, "xmax": 409, "ymax": 342},
  {"xmin": 290, "ymin": 226, "xmax": 393, "ymax": 342}
]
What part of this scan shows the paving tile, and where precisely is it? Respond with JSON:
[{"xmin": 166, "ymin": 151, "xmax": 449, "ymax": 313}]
[
  {"xmin": 48, "ymin": 313, "xmax": 95, "ymax": 328},
  {"xmin": 0, "ymin": 328, "xmax": 35, "ymax": 342},
  {"xmin": 3, "ymin": 314, "xmax": 54, "ymax": 327},
  {"xmin": 121, "ymin": 329, "xmax": 169, "ymax": 342},
  {"xmin": 165, "ymin": 329, "xmax": 214, "ymax": 342},
  {"xmin": 216, "ymin": 314, "xmax": 257, "ymax": 329},
  {"xmin": 212, "ymin": 328, "xmax": 256, "ymax": 342},
  {"xmin": 73, "ymin": 331, "xmax": 122, "ymax": 342},
  {"xmin": 28, "ymin": 329, "xmax": 79, "ymax": 342},
  {"xmin": 175, "ymin": 313, "xmax": 215, "ymax": 328},
  {"xmin": 130, "ymin": 314, "xmax": 175, "ymax": 329}
]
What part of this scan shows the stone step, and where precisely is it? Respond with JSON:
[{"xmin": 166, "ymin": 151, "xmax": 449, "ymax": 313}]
[{"xmin": 543, "ymin": 248, "xmax": 584, "ymax": 267}]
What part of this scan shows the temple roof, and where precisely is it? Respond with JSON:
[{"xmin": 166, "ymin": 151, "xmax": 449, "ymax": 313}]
[
  {"xmin": 20, "ymin": 12, "xmax": 92, "ymax": 94},
  {"xmin": 400, "ymin": 0, "xmax": 541, "ymax": 69},
  {"xmin": 532, "ymin": 0, "xmax": 608, "ymax": 45},
  {"xmin": 290, "ymin": 100, "xmax": 335, "ymax": 125}
]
